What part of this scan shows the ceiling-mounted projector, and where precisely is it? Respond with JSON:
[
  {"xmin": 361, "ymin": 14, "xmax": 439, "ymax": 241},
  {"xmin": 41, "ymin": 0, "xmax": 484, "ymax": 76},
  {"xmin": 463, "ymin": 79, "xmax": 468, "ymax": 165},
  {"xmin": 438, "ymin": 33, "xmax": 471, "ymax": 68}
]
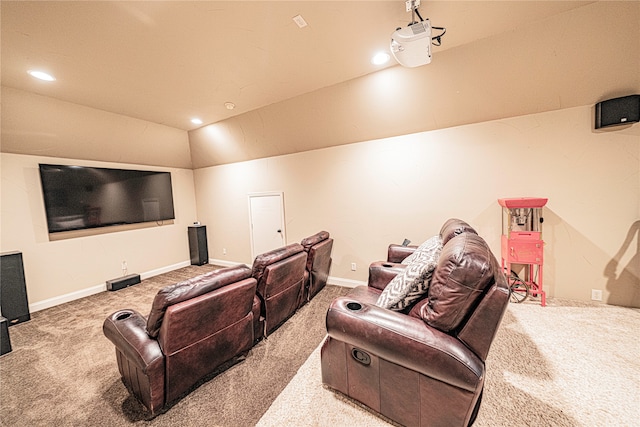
[
  {"xmin": 389, "ymin": 0, "xmax": 445, "ymax": 67},
  {"xmin": 390, "ymin": 19, "xmax": 432, "ymax": 67}
]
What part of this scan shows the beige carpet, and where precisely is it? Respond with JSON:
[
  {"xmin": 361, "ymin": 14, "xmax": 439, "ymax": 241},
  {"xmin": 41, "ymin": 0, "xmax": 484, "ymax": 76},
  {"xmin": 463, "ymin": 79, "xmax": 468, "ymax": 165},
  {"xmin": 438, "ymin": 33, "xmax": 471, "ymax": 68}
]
[
  {"xmin": 0, "ymin": 265, "xmax": 351, "ymax": 427},
  {"xmin": 257, "ymin": 299, "xmax": 640, "ymax": 427},
  {"xmin": 2, "ymin": 265, "xmax": 638, "ymax": 426}
]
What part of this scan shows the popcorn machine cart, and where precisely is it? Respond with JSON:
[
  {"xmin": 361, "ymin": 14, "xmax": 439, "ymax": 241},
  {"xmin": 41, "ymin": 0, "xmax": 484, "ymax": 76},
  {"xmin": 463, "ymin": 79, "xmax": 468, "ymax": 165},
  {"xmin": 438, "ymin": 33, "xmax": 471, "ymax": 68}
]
[{"xmin": 499, "ymin": 197, "xmax": 548, "ymax": 306}]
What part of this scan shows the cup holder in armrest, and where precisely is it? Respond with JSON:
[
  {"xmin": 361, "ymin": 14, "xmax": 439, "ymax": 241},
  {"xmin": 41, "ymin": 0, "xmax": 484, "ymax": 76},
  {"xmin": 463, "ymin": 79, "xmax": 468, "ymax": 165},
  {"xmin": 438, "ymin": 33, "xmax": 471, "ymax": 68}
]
[
  {"xmin": 115, "ymin": 311, "xmax": 132, "ymax": 321},
  {"xmin": 346, "ymin": 302, "xmax": 362, "ymax": 311},
  {"xmin": 382, "ymin": 263, "xmax": 394, "ymax": 268}
]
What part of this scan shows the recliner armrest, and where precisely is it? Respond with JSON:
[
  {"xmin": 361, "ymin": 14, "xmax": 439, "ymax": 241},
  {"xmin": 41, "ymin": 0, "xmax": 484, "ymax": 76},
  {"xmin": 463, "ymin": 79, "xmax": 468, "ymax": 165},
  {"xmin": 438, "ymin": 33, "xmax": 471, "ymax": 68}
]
[
  {"xmin": 387, "ymin": 244, "xmax": 418, "ymax": 263},
  {"xmin": 103, "ymin": 309, "xmax": 164, "ymax": 373},
  {"xmin": 325, "ymin": 297, "xmax": 483, "ymax": 392},
  {"xmin": 368, "ymin": 261, "xmax": 406, "ymax": 290}
]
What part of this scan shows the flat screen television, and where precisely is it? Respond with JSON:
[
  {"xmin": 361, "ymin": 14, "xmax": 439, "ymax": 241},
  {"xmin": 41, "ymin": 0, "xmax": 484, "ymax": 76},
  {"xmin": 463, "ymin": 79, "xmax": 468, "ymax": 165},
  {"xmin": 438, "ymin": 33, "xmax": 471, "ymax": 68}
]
[{"xmin": 39, "ymin": 164, "xmax": 175, "ymax": 233}]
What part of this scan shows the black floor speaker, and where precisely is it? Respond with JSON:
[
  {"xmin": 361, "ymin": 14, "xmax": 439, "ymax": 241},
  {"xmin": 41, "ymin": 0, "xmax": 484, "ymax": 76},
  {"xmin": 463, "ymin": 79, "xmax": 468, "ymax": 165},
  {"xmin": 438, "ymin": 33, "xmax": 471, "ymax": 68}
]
[
  {"xmin": 106, "ymin": 274, "xmax": 141, "ymax": 291},
  {"xmin": 0, "ymin": 316, "xmax": 11, "ymax": 355},
  {"xmin": 189, "ymin": 225, "xmax": 209, "ymax": 265},
  {"xmin": 595, "ymin": 94, "xmax": 640, "ymax": 129},
  {"xmin": 0, "ymin": 251, "xmax": 31, "ymax": 326}
]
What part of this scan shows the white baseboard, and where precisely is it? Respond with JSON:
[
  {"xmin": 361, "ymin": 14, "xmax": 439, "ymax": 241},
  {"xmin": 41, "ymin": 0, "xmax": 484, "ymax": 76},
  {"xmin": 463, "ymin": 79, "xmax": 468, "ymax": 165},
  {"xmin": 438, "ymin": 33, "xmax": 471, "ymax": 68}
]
[
  {"xmin": 29, "ymin": 260, "xmax": 363, "ymax": 312},
  {"xmin": 140, "ymin": 260, "xmax": 191, "ymax": 280},
  {"xmin": 29, "ymin": 283, "xmax": 107, "ymax": 313},
  {"xmin": 327, "ymin": 276, "xmax": 366, "ymax": 288},
  {"xmin": 209, "ymin": 258, "xmax": 252, "ymax": 268},
  {"xmin": 29, "ymin": 260, "xmax": 191, "ymax": 313}
]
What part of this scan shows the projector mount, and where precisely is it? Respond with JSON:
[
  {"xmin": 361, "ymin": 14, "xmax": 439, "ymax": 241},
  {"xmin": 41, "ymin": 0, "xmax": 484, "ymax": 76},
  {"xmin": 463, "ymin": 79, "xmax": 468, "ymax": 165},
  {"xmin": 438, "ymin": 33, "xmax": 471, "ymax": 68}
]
[{"xmin": 403, "ymin": 0, "xmax": 446, "ymax": 46}]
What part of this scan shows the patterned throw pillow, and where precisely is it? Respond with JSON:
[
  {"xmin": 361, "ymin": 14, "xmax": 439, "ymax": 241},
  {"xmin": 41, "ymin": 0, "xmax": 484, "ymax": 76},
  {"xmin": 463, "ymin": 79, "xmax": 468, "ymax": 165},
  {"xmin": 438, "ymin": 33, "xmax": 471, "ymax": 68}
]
[
  {"xmin": 401, "ymin": 235, "xmax": 441, "ymax": 265},
  {"xmin": 376, "ymin": 236, "xmax": 442, "ymax": 311}
]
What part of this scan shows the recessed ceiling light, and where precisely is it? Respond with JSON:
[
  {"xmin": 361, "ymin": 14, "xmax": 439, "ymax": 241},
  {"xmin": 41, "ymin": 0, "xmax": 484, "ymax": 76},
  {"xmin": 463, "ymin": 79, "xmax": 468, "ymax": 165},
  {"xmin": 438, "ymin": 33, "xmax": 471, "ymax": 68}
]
[
  {"xmin": 191, "ymin": 118, "xmax": 203, "ymax": 125},
  {"xmin": 224, "ymin": 102, "xmax": 236, "ymax": 110},
  {"xmin": 371, "ymin": 52, "xmax": 391, "ymax": 65},
  {"xmin": 27, "ymin": 70, "xmax": 56, "ymax": 81}
]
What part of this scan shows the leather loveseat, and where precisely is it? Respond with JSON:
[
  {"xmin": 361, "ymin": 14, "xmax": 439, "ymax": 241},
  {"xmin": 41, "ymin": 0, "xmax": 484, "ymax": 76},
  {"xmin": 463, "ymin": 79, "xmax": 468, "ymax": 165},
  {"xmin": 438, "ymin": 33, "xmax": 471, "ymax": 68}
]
[
  {"xmin": 103, "ymin": 264, "xmax": 257, "ymax": 416},
  {"xmin": 320, "ymin": 219, "xmax": 509, "ymax": 427}
]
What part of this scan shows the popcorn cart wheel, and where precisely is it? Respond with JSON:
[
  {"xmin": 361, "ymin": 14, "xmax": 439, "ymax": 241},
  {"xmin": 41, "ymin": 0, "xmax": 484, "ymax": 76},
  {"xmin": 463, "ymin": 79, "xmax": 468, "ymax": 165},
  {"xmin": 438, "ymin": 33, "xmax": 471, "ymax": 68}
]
[{"xmin": 505, "ymin": 269, "xmax": 530, "ymax": 303}]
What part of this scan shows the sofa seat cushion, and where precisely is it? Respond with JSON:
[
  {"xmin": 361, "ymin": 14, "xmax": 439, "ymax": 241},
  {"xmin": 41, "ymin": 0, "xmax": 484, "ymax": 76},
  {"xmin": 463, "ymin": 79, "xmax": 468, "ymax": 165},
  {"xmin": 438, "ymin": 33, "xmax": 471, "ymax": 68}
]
[
  {"xmin": 146, "ymin": 265, "xmax": 252, "ymax": 337},
  {"xmin": 376, "ymin": 236, "xmax": 442, "ymax": 311},
  {"xmin": 410, "ymin": 233, "xmax": 494, "ymax": 332}
]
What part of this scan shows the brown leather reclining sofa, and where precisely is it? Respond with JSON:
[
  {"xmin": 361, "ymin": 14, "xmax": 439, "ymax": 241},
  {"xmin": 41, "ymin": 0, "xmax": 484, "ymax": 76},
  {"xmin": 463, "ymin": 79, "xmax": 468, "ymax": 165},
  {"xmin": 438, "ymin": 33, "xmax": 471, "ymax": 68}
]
[
  {"xmin": 104, "ymin": 231, "xmax": 333, "ymax": 416},
  {"xmin": 103, "ymin": 264, "xmax": 257, "ymax": 417},
  {"xmin": 321, "ymin": 219, "xmax": 509, "ymax": 427}
]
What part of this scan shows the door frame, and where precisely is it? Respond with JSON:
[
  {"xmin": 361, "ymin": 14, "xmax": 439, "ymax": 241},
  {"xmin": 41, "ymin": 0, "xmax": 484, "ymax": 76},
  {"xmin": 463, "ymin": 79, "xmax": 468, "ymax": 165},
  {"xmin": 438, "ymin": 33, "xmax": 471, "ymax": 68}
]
[{"xmin": 248, "ymin": 191, "xmax": 286, "ymax": 260}]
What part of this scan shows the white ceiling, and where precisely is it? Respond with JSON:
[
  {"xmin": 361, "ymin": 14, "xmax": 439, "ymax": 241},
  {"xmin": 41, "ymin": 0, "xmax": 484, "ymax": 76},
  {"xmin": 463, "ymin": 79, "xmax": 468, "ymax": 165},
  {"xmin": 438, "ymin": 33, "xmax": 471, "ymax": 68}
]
[{"xmin": 1, "ymin": 1, "xmax": 595, "ymax": 132}]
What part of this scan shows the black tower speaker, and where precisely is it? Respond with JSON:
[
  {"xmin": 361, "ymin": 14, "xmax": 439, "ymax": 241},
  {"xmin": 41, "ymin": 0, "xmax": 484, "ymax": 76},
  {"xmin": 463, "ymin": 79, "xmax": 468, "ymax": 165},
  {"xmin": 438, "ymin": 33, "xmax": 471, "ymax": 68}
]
[
  {"xmin": 188, "ymin": 225, "xmax": 209, "ymax": 266},
  {"xmin": 595, "ymin": 94, "xmax": 640, "ymax": 129},
  {"xmin": 0, "ymin": 316, "xmax": 11, "ymax": 355},
  {"xmin": 0, "ymin": 251, "xmax": 31, "ymax": 325}
]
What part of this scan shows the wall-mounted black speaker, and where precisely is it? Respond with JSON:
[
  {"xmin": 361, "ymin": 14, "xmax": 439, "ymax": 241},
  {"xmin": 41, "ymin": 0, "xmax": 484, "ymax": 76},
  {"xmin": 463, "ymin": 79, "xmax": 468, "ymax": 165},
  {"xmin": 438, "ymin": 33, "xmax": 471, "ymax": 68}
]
[{"xmin": 595, "ymin": 94, "xmax": 640, "ymax": 129}]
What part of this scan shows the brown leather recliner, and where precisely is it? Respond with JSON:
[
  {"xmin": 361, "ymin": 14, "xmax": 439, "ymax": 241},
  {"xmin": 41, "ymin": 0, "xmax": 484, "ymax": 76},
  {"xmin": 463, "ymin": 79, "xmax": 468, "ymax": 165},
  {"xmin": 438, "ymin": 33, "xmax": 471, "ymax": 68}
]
[
  {"xmin": 251, "ymin": 243, "xmax": 307, "ymax": 339},
  {"xmin": 368, "ymin": 218, "xmax": 480, "ymax": 290},
  {"xmin": 321, "ymin": 219, "xmax": 509, "ymax": 427},
  {"xmin": 103, "ymin": 264, "xmax": 257, "ymax": 417},
  {"xmin": 300, "ymin": 231, "xmax": 333, "ymax": 306}
]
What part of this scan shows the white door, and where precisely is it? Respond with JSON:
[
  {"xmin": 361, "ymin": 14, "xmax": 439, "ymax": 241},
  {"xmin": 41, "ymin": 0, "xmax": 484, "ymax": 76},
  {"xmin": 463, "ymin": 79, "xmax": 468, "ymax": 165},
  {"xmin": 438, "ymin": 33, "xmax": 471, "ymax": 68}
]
[{"xmin": 249, "ymin": 192, "xmax": 286, "ymax": 259}]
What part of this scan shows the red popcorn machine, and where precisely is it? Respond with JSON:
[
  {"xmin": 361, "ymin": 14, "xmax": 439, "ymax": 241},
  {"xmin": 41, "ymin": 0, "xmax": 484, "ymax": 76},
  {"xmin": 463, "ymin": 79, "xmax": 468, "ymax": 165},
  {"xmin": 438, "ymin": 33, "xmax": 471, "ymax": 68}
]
[{"xmin": 499, "ymin": 197, "xmax": 548, "ymax": 306}]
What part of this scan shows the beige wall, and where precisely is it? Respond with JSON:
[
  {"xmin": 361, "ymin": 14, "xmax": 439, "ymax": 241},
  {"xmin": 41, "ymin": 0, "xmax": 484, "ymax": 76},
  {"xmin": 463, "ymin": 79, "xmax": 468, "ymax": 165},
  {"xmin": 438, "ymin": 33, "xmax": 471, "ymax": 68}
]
[
  {"xmin": 1, "ymin": 1, "xmax": 638, "ymax": 310},
  {"xmin": 2, "ymin": 104, "xmax": 636, "ymax": 310},
  {"xmin": 189, "ymin": 1, "xmax": 639, "ymax": 168},
  {"xmin": 1, "ymin": 86, "xmax": 193, "ymax": 169},
  {"xmin": 194, "ymin": 105, "xmax": 640, "ymax": 306},
  {"xmin": 1, "ymin": 87, "xmax": 197, "ymax": 309},
  {"xmin": 0, "ymin": 154, "xmax": 198, "ymax": 310}
]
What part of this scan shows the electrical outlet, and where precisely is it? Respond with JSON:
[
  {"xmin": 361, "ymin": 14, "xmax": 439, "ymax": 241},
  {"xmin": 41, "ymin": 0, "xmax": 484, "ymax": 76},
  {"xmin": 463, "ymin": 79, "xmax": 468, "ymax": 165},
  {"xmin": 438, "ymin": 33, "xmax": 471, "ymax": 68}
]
[
  {"xmin": 351, "ymin": 262, "xmax": 357, "ymax": 271},
  {"xmin": 223, "ymin": 248, "xmax": 227, "ymax": 255},
  {"xmin": 122, "ymin": 261, "xmax": 127, "ymax": 270},
  {"xmin": 591, "ymin": 289, "xmax": 603, "ymax": 301}
]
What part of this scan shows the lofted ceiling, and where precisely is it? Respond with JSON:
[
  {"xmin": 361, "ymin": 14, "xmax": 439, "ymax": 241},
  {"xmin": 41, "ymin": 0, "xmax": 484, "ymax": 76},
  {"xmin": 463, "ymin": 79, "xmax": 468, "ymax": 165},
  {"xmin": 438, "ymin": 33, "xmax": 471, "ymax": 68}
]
[{"xmin": 1, "ymin": 1, "xmax": 596, "ymax": 132}]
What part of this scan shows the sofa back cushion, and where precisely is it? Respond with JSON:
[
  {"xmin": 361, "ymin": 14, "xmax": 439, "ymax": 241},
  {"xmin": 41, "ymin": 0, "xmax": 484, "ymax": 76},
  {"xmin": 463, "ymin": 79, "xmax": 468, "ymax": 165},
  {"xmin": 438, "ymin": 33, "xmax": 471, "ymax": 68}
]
[
  {"xmin": 301, "ymin": 231, "xmax": 329, "ymax": 252},
  {"xmin": 146, "ymin": 264, "xmax": 252, "ymax": 337},
  {"xmin": 259, "ymin": 251, "xmax": 307, "ymax": 295},
  {"xmin": 251, "ymin": 243, "xmax": 305, "ymax": 285},
  {"xmin": 301, "ymin": 231, "xmax": 332, "ymax": 273},
  {"xmin": 439, "ymin": 218, "xmax": 478, "ymax": 246},
  {"xmin": 410, "ymin": 233, "xmax": 494, "ymax": 333},
  {"xmin": 157, "ymin": 277, "xmax": 256, "ymax": 355}
]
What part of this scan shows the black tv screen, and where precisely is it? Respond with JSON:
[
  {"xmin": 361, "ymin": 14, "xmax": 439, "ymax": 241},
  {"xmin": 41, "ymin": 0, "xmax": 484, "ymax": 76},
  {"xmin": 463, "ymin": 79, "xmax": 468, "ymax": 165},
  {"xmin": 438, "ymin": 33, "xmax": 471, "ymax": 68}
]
[{"xmin": 39, "ymin": 164, "xmax": 175, "ymax": 233}]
